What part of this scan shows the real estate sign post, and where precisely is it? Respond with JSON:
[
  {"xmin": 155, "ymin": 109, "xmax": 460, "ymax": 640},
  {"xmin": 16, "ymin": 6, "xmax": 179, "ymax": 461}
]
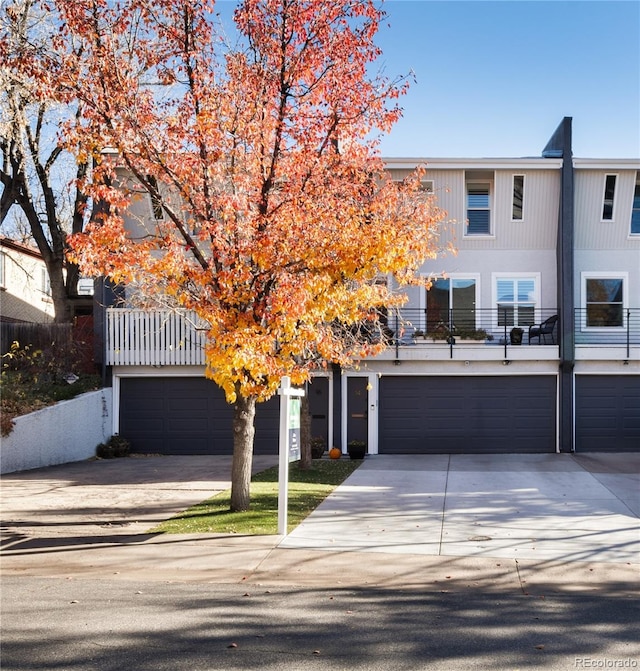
[{"xmin": 278, "ymin": 377, "xmax": 304, "ymax": 535}]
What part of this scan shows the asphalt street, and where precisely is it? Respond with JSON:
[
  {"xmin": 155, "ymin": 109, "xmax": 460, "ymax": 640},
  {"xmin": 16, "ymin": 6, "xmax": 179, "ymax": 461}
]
[{"xmin": 2, "ymin": 575, "xmax": 638, "ymax": 671}]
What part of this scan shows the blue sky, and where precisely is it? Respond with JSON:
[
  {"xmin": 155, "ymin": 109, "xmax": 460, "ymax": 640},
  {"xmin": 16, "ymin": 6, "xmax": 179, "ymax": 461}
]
[
  {"xmin": 217, "ymin": 0, "xmax": 639, "ymax": 158},
  {"xmin": 374, "ymin": 1, "xmax": 640, "ymax": 158}
]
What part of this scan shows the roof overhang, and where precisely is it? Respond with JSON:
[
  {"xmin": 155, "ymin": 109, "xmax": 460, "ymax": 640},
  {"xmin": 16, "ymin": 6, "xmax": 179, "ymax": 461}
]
[
  {"xmin": 573, "ymin": 158, "xmax": 640, "ymax": 170},
  {"xmin": 383, "ymin": 157, "xmax": 563, "ymax": 170}
]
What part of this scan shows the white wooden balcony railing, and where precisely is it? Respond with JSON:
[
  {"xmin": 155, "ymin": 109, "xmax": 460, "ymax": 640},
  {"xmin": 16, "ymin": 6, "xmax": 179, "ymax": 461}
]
[{"xmin": 106, "ymin": 309, "xmax": 206, "ymax": 366}]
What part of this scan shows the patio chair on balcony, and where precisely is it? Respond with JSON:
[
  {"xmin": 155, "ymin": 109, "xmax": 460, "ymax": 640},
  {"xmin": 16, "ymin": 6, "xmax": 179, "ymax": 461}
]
[{"xmin": 528, "ymin": 314, "xmax": 558, "ymax": 345}]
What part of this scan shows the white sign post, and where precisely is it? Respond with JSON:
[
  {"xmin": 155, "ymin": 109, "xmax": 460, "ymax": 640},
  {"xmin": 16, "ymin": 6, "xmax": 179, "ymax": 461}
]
[{"xmin": 277, "ymin": 377, "xmax": 305, "ymax": 536}]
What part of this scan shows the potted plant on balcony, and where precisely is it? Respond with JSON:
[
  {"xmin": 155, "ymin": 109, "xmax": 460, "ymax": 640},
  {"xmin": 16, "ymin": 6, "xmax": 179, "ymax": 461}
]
[
  {"xmin": 347, "ymin": 440, "xmax": 366, "ymax": 460},
  {"xmin": 510, "ymin": 327, "xmax": 524, "ymax": 345},
  {"xmin": 457, "ymin": 328, "xmax": 489, "ymax": 341}
]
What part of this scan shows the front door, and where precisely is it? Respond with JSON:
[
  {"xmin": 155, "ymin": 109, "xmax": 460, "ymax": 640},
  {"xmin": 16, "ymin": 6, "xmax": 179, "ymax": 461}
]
[
  {"xmin": 308, "ymin": 376, "xmax": 330, "ymax": 447},
  {"xmin": 347, "ymin": 376, "xmax": 369, "ymax": 446}
]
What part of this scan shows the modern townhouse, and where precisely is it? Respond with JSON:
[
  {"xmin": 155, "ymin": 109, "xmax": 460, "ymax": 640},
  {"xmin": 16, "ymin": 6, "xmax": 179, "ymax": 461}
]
[{"xmin": 103, "ymin": 118, "xmax": 639, "ymax": 456}]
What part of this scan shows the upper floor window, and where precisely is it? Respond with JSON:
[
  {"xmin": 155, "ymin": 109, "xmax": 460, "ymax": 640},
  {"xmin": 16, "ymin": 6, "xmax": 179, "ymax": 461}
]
[
  {"xmin": 147, "ymin": 175, "xmax": 164, "ymax": 220},
  {"xmin": 41, "ymin": 267, "xmax": 51, "ymax": 296},
  {"xmin": 0, "ymin": 252, "xmax": 5, "ymax": 288},
  {"xmin": 631, "ymin": 173, "xmax": 640, "ymax": 235},
  {"xmin": 465, "ymin": 174, "xmax": 492, "ymax": 235},
  {"xmin": 512, "ymin": 175, "xmax": 524, "ymax": 221},
  {"xmin": 420, "ymin": 180, "xmax": 435, "ymax": 194},
  {"xmin": 426, "ymin": 276, "xmax": 478, "ymax": 333},
  {"xmin": 494, "ymin": 275, "xmax": 538, "ymax": 328},
  {"xmin": 583, "ymin": 274, "xmax": 626, "ymax": 328},
  {"xmin": 392, "ymin": 179, "xmax": 434, "ymax": 195},
  {"xmin": 601, "ymin": 174, "xmax": 617, "ymax": 221}
]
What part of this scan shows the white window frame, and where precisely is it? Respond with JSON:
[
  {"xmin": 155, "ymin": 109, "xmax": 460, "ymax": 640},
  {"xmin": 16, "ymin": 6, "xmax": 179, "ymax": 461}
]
[
  {"xmin": 511, "ymin": 174, "xmax": 525, "ymax": 221},
  {"xmin": 492, "ymin": 272, "xmax": 541, "ymax": 330},
  {"xmin": 601, "ymin": 173, "xmax": 618, "ymax": 222},
  {"xmin": 392, "ymin": 179, "xmax": 434, "ymax": 195},
  {"xmin": 631, "ymin": 173, "xmax": 640, "ymax": 236},
  {"xmin": 581, "ymin": 272, "xmax": 628, "ymax": 331},
  {"xmin": 41, "ymin": 266, "xmax": 51, "ymax": 296},
  {"xmin": 464, "ymin": 178, "xmax": 493, "ymax": 236},
  {"xmin": 420, "ymin": 180, "xmax": 435, "ymax": 194},
  {"xmin": 421, "ymin": 273, "xmax": 481, "ymax": 333},
  {"xmin": 0, "ymin": 252, "xmax": 5, "ymax": 288}
]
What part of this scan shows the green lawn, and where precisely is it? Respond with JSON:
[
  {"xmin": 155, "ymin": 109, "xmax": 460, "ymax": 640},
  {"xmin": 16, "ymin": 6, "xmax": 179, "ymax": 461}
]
[{"xmin": 152, "ymin": 458, "xmax": 361, "ymax": 535}]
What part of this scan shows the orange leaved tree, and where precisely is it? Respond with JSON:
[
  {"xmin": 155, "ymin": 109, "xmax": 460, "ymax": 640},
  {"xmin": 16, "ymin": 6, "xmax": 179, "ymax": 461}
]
[{"xmin": 36, "ymin": 0, "xmax": 446, "ymax": 510}]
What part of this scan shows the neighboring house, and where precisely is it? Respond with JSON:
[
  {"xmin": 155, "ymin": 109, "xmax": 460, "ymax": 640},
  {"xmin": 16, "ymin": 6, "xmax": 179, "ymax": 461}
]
[
  {"xmin": 104, "ymin": 118, "xmax": 640, "ymax": 455},
  {"xmin": 0, "ymin": 238, "xmax": 55, "ymax": 323}
]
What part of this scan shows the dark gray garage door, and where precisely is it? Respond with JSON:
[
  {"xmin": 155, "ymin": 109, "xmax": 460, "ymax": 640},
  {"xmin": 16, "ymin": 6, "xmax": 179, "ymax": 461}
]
[
  {"xmin": 575, "ymin": 375, "xmax": 640, "ymax": 452},
  {"xmin": 119, "ymin": 377, "xmax": 279, "ymax": 455},
  {"xmin": 379, "ymin": 375, "xmax": 556, "ymax": 454}
]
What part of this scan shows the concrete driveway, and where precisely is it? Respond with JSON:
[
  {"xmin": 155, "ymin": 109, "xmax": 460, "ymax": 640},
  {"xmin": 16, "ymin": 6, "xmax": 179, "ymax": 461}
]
[
  {"xmin": 281, "ymin": 453, "xmax": 640, "ymax": 564},
  {"xmin": 0, "ymin": 455, "xmax": 278, "ymax": 540},
  {"xmin": 1, "ymin": 452, "xmax": 638, "ymax": 576}
]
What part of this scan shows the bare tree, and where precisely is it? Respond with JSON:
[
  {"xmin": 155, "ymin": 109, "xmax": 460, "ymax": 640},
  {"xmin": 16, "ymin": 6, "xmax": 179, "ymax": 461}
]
[{"xmin": 0, "ymin": 0, "xmax": 89, "ymax": 322}]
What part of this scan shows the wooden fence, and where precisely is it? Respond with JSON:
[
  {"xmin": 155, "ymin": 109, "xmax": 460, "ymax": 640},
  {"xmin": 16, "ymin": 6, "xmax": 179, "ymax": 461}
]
[
  {"xmin": 1, "ymin": 319, "xmax": 96, "ymax": 373},
  {"xmin": 1, "ymin": 322, "xmax": 73, "ymax": 355}
]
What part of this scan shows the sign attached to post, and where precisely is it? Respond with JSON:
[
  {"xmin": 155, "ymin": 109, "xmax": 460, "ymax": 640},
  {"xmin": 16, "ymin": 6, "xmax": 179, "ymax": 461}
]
[
  {"xmin": 288, "ymin": 397, "xmax": 301, "ymax": 462},
  {"xmin": 277, "ymin": 377, "xmax": 305, "ymax": 536}
]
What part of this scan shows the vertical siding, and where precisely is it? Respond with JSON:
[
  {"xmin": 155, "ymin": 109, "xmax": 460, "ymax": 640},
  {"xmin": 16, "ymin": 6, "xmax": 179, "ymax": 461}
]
[
  {"xmin": 574, "ymin": 170, "xmax": 640, "ymax": 313},
  {"xmin": 388, "ymin": 168, "xmax": 462, "ymax": 251},
  {"xmin": 575, "ymin": 169, "xmax": 638, "ymax": 249},
  {"xmin": 386, "ymin": 167, "xmax": 560, "ymax": 253},
  {"xmin": 427, "ymin": 169, "xmax": 464, "ymax": 250},
  {"xmin": 493, "ymin": 170, "xmax": 559, "ymax": 250},
  {"xmin": 391, "ymin": 166, "xmax": 560, "ymax": 313}
]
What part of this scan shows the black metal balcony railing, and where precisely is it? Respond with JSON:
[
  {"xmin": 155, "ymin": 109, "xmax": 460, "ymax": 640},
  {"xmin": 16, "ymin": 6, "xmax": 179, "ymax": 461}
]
[
  {"xmin": 385, "ymin": 307, "xmax": 559, "ymax": 359},
  {"xmin": 384, "ymin": 307, "xmax": 640, "ymax": 359},
  {"xmin": 574, "ymin": 308, "xmax": 640, "ymax": 358}
]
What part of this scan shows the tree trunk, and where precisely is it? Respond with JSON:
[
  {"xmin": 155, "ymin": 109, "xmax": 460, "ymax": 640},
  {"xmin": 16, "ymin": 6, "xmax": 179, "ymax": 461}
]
[
  {"xmin": 298, "ymin": 388, "xmax": 312, "ymax": 470},
  {"xmin": 230, "ymin": 394, "xmax": 257, "ymax": 512},
  {"xmin": 49, "ymin": 265, "xmax": 72, "ymax": 323}
]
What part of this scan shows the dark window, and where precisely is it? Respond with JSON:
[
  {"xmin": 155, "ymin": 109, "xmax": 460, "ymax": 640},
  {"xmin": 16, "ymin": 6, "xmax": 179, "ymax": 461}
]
[
  {"xmin": 602, "ymin": 174, "xmax": 617, "ymax": 221},
  {"xmin": 147, "ymin": 175, "xmax": 164, "ymax": 220},
  {"xmin": 512, "ymin": 175, "xmax": 524, "ymax": 220},
  {"xmin": 426, "ymin": 278, "xmax": 477, "ymax": 333},
  {"xmin": 586, "ymin": 278, "xmax": 624, "ymax": 327},
  {"xmin": 631, "ymin": 179, "xmax": 640, "ymax": 235}
]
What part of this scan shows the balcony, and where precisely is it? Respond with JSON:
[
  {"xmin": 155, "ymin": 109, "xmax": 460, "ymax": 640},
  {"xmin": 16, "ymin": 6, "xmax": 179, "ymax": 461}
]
[
  {"xmin": 377, "ymin": 307, "xmax": 558, "ymax": 361},
  {"xmin": 104, "ymin": 306, "xmax": 640, "ymax": 367},
  {"xmin": 106, "ymin": 309, "xmax": 206, "ymax": 366},
  {"xmin": 574, "ymin": 308, "xmax": 640, "ymax": 361}
]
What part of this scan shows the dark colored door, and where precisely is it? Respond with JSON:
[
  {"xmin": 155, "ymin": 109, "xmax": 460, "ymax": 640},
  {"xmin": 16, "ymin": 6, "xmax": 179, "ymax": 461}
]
[
  {"xmin": 308, "ymin": 376, "xmax": 330, "ymax": 446},
  {"xmin": 347, "ymin": 376, "xmax": 369, "ymax": 445},
  {"xmin": 119, "ymin": 377, "xmax": 279, "ymax": 455},
  {"xmin": 379, "ymin": 375, "xmax": 556, "ymax": 454},
  {"xmin": 575, "ymin": 375, "xmax": 640, "ymax": 451}
]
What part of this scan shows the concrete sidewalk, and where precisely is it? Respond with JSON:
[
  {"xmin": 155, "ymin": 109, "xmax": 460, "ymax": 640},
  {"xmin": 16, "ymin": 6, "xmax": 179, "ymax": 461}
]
[{"xmin": 1, "ymin": 453, "xmax": 638, "ymax": 592}]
